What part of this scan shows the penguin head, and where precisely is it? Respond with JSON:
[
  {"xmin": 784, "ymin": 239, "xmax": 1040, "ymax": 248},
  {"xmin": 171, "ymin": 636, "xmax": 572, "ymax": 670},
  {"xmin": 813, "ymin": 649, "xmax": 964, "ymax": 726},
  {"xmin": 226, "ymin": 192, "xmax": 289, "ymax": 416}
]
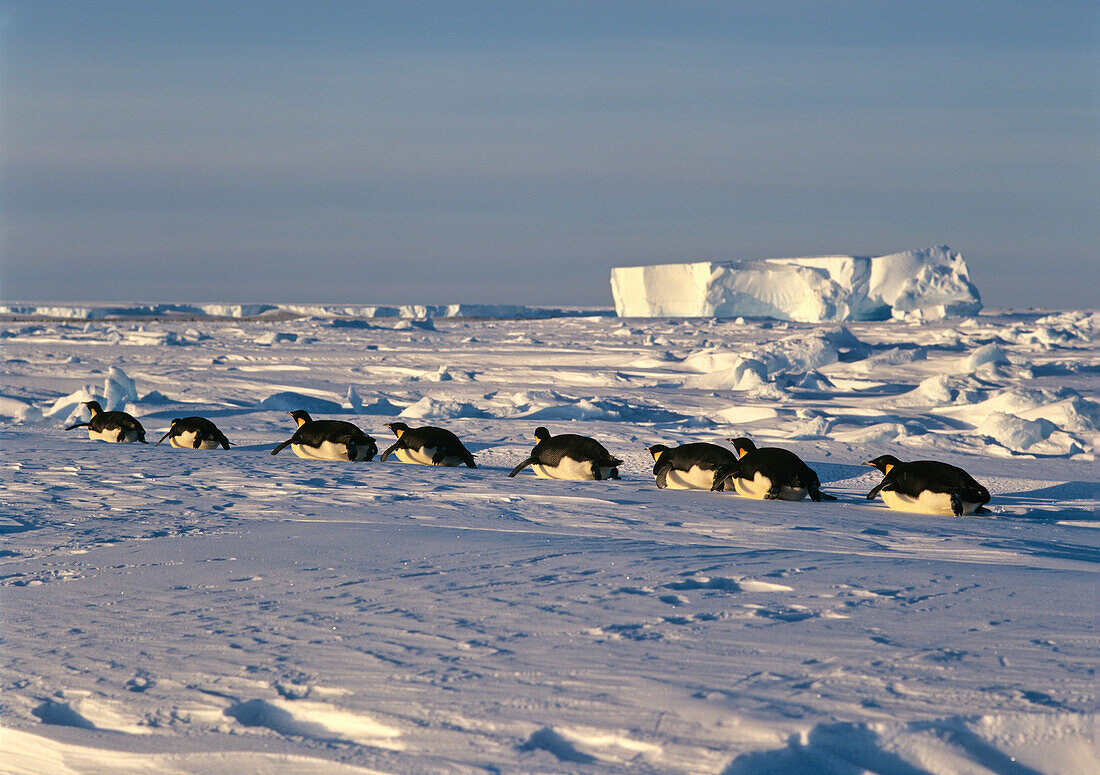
[
  {"xmin": 385, "ymin": 421, "xmax": 409, "ymax": 438},
  {"xmin": 863, "ymin": 454, "xmax": 902, "ymax": 475},
  {"xmin": 728, "ymin": 437, "xmax": 756, "ymax": 457},
  {"xmin": 533, "ymin": 427, "xmax": 552, "ymax": 442},
  {"xmin": 287, "ymin": 410, "xmax": 313, "ymax": 427},
  {"xmin": 648, "ymin": 444, "xmax": 669, "ymax": 461},
  {"xmin": 82, "ymin": 400, "xmax": 104, "ymax": 416}
]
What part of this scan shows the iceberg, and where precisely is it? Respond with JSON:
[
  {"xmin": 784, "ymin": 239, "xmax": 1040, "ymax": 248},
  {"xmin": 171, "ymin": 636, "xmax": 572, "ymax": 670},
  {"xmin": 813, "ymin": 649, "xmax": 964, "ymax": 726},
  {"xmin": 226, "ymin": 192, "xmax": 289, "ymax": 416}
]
[{"xmin": 610, "ymin": 245, "xmax": 982, "ymax": 322}]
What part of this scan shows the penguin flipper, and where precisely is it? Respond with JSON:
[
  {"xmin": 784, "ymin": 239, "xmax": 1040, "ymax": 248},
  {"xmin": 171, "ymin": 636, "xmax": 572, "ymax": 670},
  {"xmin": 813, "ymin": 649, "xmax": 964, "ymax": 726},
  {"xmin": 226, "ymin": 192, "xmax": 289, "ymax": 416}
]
[
  {"xmin": 654, "ymin": 463, "xmax": 671, "ymax": 489},
  {"xmin": 974, "ymin": 505, "xmax": 992, "ymax": 515},
  {"xmin": 271, "ymin": 439, "xmax": 294, "ymax": 456},
  {"xmin": 380, "ymin": 440, "xmax": 403, "ymax": 462},
  {"xmin": 508, "ymin": 457, "xmax": 536, "ymax": 477},
  {"xmin": 866, "ymin": 479, "xmax": 889, "ymax": 500},
  {"xmin": 710, "ymin": 463, "xmax": 739, "ymax": 492},
  {"xmin": 64, "ymin": 422, "xmax": 90, "ymax": 431}
]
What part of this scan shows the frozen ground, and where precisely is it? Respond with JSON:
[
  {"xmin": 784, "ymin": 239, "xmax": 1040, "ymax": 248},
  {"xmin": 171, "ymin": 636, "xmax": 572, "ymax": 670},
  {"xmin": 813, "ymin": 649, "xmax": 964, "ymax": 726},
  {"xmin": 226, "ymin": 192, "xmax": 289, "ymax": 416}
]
[{"xmin": 1, "ymin": 310, "xmax": 1096, "ymax": 774}]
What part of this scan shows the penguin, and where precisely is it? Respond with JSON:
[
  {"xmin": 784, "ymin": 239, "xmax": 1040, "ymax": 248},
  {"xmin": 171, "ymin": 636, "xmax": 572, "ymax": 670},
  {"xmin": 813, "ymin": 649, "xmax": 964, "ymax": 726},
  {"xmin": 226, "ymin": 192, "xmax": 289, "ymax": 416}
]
[
  {"xmin": 380, "ymin": 422, "xmax": 477, "ymax": 468},
  {"xmin": 710, "ymin": 437, "xmax": 835, "ymax": 501},
  {"xmin": 863, "ymin": 455, "xmax": 991, "ymax": 516},
  {"xmin": 64, "ymin": 400, "xmax": 147, "ymax": 443},
  {"xmin": 648, "ymin": 442, "xmax": 738, "ymax": 490},
  {"xmin": 508, "ymin": 427, "xmax": 623, "ymax": 480},
  {"xmin": 155, "ymin": 417, "xmax": 232, "ymax": 450},
  {"xmin": 270, "ymin": 410, "xmax": 377, "ymax": 461}
]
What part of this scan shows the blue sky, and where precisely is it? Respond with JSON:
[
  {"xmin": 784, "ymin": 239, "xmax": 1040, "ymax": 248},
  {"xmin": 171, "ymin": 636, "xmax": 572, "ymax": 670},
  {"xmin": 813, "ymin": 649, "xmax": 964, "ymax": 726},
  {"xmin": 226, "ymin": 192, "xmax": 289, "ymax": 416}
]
[{"xmin": 2, "ymin": 1, "xmax": 1096, "ymax": 307}]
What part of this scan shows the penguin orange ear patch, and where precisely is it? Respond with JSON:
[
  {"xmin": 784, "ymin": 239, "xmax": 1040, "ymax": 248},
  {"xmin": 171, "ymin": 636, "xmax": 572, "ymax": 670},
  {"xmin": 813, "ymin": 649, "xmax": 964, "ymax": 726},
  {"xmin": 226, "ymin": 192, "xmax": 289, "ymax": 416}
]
[{"xmin": 884, "ymin": 463, "xmax": 894, "ymax": 474}]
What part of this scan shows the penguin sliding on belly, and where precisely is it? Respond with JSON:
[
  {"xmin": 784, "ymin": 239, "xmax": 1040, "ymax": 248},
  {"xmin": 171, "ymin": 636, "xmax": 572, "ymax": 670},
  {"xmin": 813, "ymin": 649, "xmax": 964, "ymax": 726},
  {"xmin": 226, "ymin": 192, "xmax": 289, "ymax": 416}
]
[
  {"xmin": 380, "ymin": 422, "xmax": 477, "ymax": 468},
  {"xmin": 155, "ymin": 417, "xmax": 232, "ymax": 450},
  {"xmin": 65, "ymin": 401, "xmax": 147, "ymax": 443},
  {"xmin": 710, "ymin": 437, "xmax": 835, "ymax": 501},
  {"xmin": 271, "ymin": 410, "xmax": 377, "ymax": 461},
  {"xmin": 648, "ymin": 442, "xmax": 738, "ymax": 490},
  {"xmin": 508, "ymin": 427, "xmax": 623, "ymax": 481},
  {"xmin": 864, "ymin": 455, "xmax": 991, "ymax": 516}
]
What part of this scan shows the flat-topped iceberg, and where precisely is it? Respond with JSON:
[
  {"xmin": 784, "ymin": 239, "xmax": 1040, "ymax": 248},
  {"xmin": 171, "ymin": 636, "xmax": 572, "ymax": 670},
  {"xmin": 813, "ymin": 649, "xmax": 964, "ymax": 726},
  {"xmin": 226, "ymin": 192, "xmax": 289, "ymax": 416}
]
[{"xmin": 610, "ymin": 245, "xmax": 982, "ymax": 321}]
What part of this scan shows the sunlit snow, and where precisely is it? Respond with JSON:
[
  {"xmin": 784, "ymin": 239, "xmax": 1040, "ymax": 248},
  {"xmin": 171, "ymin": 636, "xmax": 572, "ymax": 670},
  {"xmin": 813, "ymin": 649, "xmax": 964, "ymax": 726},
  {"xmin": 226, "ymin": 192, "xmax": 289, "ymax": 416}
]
[{"xmin": 1, "ymin": 308, "xmax": 1095, "ymax": 774}]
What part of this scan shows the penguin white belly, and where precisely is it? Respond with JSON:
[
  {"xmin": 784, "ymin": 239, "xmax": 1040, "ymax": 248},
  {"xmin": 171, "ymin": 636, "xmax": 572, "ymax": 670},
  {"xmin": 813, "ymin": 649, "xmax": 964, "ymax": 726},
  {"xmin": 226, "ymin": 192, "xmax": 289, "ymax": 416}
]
[
  {"xmin": 733, "ymin": 472, "xmax": 807, "ymax": 501},
  {"xmin": 291, "ymin": 441, "xmax": 364, "ymax": 461},
  {"xmin": 532, "ymin": 457, "xmax": 612, "ymax": 480},
  {"xmin": 395, "ymin": 446, "xmax": 464, "ymax": 467},
  {"xmin": 170, "ymin": 431, "xmax": 221, "ymax": 449},
  {"xmin": 663, "ymin": 466, "xmax": 716, "ymax": 490},
  {"xmin": 880, "ymin": 490, "xmax": 981, "ymax": 516},
  {"xmin": 89, "ymin": 427, "xmax": 139, "ymax": 443}
]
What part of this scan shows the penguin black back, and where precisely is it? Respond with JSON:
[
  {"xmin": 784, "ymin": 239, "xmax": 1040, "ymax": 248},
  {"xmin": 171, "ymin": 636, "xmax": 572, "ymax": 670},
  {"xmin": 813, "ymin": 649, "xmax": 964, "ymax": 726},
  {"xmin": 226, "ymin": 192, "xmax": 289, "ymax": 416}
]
[
  {"xmin": 649, "ymin": 442, "xmax": 737, "ymax": 490},
  {"xmin": 711, "ymin": 437, "xmax": 834, "ymax": 501},
  {"xmin": 155, "ymin": 417, "xmax": 231, "ymax": 450},
  {"xmin": 380, "ymin": 422, "xmax": 477, "ymax": 468},
  {"xmin": 508, "ymin": 427, "xmax": 623, "ymax": 479},
  {"xmin": 864, "ymin": 455, "xmax": 990, "ymax": 516},
  {"xmin": 65, "ymin": 401, "xmax": 147, "ymax": 443},
  {"xmin": 271, "ymin": 411, "xmax": 377, "ymax": 461}
]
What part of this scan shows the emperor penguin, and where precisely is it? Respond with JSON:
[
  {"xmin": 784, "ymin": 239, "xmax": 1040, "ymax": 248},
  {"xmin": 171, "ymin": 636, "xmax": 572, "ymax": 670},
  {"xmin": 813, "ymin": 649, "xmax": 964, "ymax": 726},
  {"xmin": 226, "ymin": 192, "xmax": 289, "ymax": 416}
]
[
  {"xmin": 508, "ymin": 427, "xmax": 623, "ymax": 481},
  {"xmin": 155, "ymin": 417, "xmax": 232, "ymax": 450},
  {"xmin": 863, "ymin": 455, "xmax": 991, "ymax": 516},
  {"xmin": 380, "ymin": 422, "xmax": 477, "ymax": 468},
  {"xmin": 710, "ymin": 437, "xmax": 835, "ymax": 501},
  {"xmin": 271, "ymin": 410, "xmax": 377, "ymax": 461},
  {"xmin": 648, "ymin": 442, "xmax": 738, "ymax": 490},
  {"xmin": 64, "ymin": 401, "xmax": 147, "ymax": 443}
]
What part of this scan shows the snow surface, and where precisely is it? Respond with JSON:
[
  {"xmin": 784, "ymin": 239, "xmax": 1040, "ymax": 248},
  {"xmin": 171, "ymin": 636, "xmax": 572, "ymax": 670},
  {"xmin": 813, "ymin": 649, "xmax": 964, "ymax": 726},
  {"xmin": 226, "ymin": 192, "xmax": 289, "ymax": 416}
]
[
  {"xmin": 611, "ymin": 246, "xmax": 983, "ymax": 322},
  {"xmin": 1, "ymin": 309, "xmax": 1096, "ymax": 774}
]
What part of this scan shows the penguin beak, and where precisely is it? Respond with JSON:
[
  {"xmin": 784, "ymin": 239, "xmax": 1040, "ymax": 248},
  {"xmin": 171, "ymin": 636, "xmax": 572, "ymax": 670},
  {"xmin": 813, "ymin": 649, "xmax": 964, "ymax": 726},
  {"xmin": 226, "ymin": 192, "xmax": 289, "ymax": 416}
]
[{"xmin": 861, "ymin": 461, "xmax": 874, "ymax": 466}]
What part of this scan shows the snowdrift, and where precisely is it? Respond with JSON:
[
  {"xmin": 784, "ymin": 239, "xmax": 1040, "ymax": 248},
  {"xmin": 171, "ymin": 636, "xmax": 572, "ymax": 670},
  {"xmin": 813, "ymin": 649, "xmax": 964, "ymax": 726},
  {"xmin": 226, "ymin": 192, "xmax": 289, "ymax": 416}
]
[{"xmin": 610, "ymin": 245, "xmax": 982, "ymax": 322}]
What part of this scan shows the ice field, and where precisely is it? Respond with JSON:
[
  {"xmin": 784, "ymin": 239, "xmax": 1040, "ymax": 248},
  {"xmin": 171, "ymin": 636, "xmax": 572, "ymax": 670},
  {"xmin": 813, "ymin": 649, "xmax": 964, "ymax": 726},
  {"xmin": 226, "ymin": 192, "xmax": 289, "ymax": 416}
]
[{"xmin": 0, "ymin": 309, "xmax": 1095, "ymax": 774}]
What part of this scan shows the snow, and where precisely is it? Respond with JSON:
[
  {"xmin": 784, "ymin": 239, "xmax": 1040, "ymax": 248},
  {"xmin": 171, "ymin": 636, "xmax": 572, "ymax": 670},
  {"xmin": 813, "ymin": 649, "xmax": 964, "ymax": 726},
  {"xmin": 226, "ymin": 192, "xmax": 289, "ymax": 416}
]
[
  {"xmin": 611, "ymin": 245, "xmax": 983, "ymax": 322},
  {"xmin": 0, "ymin": 308, "xmax": 1096, "ymax": 774}
]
